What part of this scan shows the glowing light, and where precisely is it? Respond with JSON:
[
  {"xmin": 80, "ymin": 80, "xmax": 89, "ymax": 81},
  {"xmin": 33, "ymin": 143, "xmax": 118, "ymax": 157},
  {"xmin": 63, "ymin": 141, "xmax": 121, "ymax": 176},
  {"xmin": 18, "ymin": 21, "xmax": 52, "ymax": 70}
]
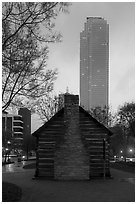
[{"xmin": 120, "ymin": 150, "xmax": 123, "ymax": 153}]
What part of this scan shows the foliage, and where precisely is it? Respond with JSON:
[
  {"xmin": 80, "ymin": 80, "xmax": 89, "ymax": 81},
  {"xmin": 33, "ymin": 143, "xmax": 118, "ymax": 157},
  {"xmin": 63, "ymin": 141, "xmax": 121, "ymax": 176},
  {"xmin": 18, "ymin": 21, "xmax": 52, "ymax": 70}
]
[
  {"xmin": 2, "ymin": 2, "xmax": 71, "ymax": 111},
  {"xmin": 2, "ymin": 129, "xmax": 13, "ymax": 147},
  {"xmin": 110, "ymin": 125, "xmax": 125, "ymax": 155},
  {"xmin": 110, "ymin": 102, "xmax": 135, "ymax": 160},
  {"xmin": 89, "ymin": 105, "xmax": 114, "ymax": 127},
  {"xmin": 22, "ymin": 134, "xmax": 36, "ymax": 159},
  {"xmin": 117, "ymin": 102, "xmax": 135, "ymax": 138}
]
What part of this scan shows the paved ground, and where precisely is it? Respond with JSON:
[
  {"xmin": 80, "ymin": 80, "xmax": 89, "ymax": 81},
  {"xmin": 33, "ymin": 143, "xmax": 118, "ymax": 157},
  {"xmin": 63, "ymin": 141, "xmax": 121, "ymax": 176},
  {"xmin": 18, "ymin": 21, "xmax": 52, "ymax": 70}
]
[
  {"xmin": 2, "ymin": 163, "xmax": 135, "ymax": 202},
  {"xmin": 2, "ymin": 160, "xmax": 33, "ymax": 173}
]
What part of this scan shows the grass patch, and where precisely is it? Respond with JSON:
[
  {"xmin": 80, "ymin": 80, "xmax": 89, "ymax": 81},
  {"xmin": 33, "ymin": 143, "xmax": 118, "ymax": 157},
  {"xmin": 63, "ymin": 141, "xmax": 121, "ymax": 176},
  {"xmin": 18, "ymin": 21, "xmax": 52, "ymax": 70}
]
[
  {"xmin": 110, "ymin": 161, "xmax": 135, "ymax": 173},
  {"xmin": 2, "ymin": 182, "xmax": 22, "ymax": 202},
  {"xmin": 23, "ymin": 162, "xmax": 36, "ymax": 169}
]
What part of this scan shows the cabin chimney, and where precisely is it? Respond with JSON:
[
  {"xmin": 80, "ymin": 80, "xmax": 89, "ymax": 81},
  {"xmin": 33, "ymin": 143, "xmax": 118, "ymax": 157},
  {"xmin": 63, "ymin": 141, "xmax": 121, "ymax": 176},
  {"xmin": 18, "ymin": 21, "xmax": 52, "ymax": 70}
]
[
  {"xmin": 64, "ymin": 94, "xmax": 79, "ymax": 118},
  {"xmin": 54, "ymin": 94, "xmax": 89, "ymax": 180}
]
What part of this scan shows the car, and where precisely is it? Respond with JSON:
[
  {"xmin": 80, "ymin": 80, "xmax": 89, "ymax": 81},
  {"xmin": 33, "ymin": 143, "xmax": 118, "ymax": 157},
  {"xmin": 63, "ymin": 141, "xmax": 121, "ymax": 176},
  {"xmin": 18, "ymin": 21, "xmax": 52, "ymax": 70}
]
[{"xmin": 126, "ymin": 158, "xmax": 135, "ymax": 162}]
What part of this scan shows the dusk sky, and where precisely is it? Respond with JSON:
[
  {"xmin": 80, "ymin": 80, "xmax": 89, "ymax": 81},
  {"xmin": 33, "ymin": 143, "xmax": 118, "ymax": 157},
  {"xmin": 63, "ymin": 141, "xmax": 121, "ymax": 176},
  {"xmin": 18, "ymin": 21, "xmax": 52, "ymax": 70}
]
[{"xmin": 32, "ymin": 2, "xmax": 135, "ymax": 132}]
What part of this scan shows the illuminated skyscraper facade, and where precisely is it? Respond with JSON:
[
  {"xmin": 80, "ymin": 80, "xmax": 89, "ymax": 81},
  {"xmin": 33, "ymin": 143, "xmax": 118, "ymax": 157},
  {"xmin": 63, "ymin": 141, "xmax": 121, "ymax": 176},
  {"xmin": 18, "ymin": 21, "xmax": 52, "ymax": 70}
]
[{"xmin": 80, "ymin": 17, "xmax": 109, "ymax": 110}]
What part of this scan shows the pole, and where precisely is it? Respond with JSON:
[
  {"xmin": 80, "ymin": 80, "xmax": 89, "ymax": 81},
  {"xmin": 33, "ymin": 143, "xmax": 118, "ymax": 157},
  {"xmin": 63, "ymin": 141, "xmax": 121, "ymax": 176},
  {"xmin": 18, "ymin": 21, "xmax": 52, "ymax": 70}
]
[{"xmin": 103, "ymin": 139, "xmax": 106, "ymax": 179}]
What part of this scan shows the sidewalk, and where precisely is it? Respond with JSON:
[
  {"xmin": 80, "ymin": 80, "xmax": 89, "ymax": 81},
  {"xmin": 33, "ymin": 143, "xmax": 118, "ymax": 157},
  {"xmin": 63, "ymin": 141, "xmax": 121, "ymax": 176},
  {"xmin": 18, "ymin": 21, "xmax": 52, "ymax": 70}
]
[{"xmin": 2, "ymin": 167, "xmax": 135, "ymax": 202}]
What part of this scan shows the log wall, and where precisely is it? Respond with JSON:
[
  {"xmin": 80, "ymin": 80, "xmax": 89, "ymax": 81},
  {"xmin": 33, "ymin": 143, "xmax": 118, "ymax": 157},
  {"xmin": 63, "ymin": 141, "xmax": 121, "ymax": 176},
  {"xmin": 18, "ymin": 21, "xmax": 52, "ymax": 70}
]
[{"xmin": 79, "ymin": 110, "xmax": 111, "ymax": 178}]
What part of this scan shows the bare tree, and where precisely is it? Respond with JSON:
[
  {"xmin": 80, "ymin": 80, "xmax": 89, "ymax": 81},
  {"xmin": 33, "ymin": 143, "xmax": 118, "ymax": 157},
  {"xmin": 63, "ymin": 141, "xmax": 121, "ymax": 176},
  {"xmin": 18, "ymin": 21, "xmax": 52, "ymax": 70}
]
[
  {"xmin": 34, "ymin": 95, "xmax": 59, "ymax": 122},
  {"xmin": 109, "ymin": 102, "xmax": 135, "ymax": 161},
  {"xmin": 29, "ymin": 94, "xmax": 63, "ymax": 122},
  {"xmin": 117, "ymin": 102, "xmax": 135, "ymax": 138},
  {"xmin": 89, "ymin": 105, "xmax": 114, "ymax": 127},
  {"xmin": 2, "ymin": 2, "xmax": 71, "ymax": 111},
  {"xmin": 25, "ymin": 93, "xmax": 64, "ymax": 122}
]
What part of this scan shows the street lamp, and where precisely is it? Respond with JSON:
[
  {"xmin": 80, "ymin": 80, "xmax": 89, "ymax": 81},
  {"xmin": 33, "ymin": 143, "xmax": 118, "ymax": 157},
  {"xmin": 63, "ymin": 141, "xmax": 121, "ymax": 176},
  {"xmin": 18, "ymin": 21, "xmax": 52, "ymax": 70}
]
[
  {"xmin": 4, "ymin": 148, "xmax": 9, "ymax": 163},
  {"xmin": 7, "ymin": 141, "xmax": 11, "ymax": 162},
  {"xmin": 120, "ymin": 150, "xmax": 123, "ymax": 153},
  {"xmin": 7, "ymin": 141, "xmax": 11, "ymax": 145}
]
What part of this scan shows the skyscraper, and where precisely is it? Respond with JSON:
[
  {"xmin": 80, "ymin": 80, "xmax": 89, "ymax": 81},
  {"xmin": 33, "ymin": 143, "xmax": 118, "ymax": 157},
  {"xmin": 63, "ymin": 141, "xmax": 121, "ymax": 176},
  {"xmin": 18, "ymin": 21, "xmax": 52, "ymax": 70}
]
[{"xmin": 80, "ymin": 17, "xmax": 109, "ymax": 110}]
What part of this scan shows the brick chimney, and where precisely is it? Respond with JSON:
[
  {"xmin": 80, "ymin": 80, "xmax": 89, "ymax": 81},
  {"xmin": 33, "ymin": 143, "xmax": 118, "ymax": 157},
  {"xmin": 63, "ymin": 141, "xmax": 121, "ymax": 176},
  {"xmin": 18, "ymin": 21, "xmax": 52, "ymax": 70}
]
[
  {"xmin": 64, "ymin": 94, "xmax": 79, "ymax": 117},
  {"xmin": 54, "ymin": 94, "xmax": 89, "ymax": 180}
]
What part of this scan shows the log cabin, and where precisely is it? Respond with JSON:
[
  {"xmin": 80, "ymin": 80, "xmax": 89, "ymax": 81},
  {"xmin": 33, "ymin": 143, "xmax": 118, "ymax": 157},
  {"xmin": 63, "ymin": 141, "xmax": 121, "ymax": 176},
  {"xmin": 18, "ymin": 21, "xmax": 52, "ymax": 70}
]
[{"xmin": 32, "ymin": 94, "xmax": 113, "ymax": 180}]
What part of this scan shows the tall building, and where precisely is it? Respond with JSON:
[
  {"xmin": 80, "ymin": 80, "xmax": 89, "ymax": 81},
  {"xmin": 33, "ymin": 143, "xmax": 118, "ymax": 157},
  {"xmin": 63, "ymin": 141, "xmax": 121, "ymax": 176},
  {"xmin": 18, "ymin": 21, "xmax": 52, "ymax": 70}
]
[{"xmin": 80, "ymin": 17, "xmax": 109, "ymax": 110}]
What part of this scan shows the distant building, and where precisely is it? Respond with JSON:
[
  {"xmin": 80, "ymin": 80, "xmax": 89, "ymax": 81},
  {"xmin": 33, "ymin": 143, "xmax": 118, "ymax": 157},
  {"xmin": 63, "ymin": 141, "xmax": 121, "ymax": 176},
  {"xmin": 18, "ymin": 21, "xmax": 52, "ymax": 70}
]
[
  {"xmin": 80, "ymin": 17, "xmax": 109, "ymax": 110},
  {"xmin": 2, "ymin": 111, "xmax": 23, "ymax": 150},
  {"xmin": 18, "ymin": 108, "xmax": 31, "ymax": 142},
  {"xmin": 2, "ymin": 108, "xmax": 31, "ymax": 152}
]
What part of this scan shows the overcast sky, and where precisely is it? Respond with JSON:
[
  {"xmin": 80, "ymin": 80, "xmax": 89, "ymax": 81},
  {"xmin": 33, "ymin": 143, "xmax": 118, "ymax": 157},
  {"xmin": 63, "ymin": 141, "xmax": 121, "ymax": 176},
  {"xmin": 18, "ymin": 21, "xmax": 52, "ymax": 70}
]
[{"xmin": 32, "ymin": 2, "xmax": 135, "ymax": 132}]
